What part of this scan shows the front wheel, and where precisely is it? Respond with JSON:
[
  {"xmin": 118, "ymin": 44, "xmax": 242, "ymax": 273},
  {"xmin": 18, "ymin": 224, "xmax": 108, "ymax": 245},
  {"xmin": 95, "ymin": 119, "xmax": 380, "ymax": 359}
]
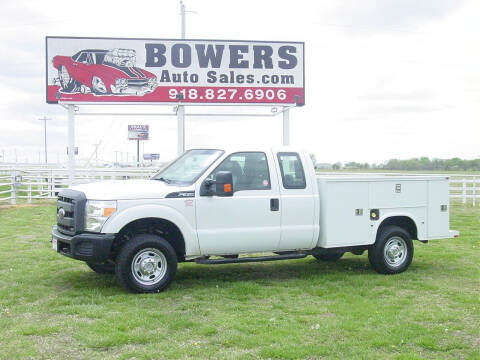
[
  {"xmin": 115, "ymin": 234, "xmax": 177, "ymax": 293},
  {"xmin": 91, "ymin": 76, "xmax": 108, "ymax": 94},
  {"xmin": 368, "ymin": 226, "xmax": 413, "ymax": 274},
  {"xmin": 58, "ymin": 66, "xmax": 77, "ymax": 92}
]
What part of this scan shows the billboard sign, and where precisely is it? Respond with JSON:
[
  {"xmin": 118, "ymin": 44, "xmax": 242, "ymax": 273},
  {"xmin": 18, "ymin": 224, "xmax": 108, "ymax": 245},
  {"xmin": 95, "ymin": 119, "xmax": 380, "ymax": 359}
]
[
  {"xmin": 66, "ymin": 147, "xmax": 78, "ymax": 155},
  {"xmin": 143, "ymin": 153, "xmax": 160, "ymax": 161},
  {"xmin": 46, "ymin": 37, "xmax": 304, "ymax": 105},
  {"xmin": 128, "ymin": 125, "xmax": 149, "ymax": 140}
]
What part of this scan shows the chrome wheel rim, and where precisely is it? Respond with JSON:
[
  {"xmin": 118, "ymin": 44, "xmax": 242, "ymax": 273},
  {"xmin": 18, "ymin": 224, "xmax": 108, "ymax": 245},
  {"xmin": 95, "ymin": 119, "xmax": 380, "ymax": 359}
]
[
  {"xmin": 384, "ymin": 237, "xmax": 407, "ymax": 267},
  {"xmin": 92, "ymin": 76, "xmax": 107, "ymax": 93},
  {"xmin": 60, "ymin": 67, "xmax": 70, "ymax": 87},
  {"xmin": 131, "ymin": 248, "xmax": 167, "ymax": 286}
]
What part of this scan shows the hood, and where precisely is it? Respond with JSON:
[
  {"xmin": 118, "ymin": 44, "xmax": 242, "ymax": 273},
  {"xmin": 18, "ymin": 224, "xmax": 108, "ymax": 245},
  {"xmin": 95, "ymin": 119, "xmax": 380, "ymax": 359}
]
[{"xmin": 71, "ymin": 179, "xmax": 183, "ymax": 200}]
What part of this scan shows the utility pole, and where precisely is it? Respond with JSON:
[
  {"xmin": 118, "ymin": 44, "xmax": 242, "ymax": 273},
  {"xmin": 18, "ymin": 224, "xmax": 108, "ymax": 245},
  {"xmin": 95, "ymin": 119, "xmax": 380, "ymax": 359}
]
[
  {"xmin": 177, "ymin": 2, "xmax": 195, "ymax": 155},
  {"xmin": 38, "ymin": 117, "xmax": 51, "ymax": 164},
  {"xmin": 93, "ymin": 143, "xmax": 100, "ymax": 166},
  {"xmin": 114, "ymin": 150, "xmax": 120, "ymax": 164}
]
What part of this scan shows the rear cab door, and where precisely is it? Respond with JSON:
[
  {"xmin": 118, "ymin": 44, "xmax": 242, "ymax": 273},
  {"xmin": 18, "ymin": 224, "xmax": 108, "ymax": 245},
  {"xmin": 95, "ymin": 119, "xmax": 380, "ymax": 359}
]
[{"xmin": 274, "ymin": 150, "xmax": 318, "ymax": 250}]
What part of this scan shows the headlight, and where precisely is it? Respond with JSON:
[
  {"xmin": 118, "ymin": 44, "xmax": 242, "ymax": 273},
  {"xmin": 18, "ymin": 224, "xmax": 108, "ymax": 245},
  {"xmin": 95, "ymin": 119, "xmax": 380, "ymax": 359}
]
[
  {"xmin": 115, "ymin": 78, "xmax": 127, "ymax": 87},
  {"xmin": 147, "ymin": 77, "xmax": 157, "ymax": 87},
  {"xmin": 85, "ymin": 200, "xmax": 117, "ymax": 232}
]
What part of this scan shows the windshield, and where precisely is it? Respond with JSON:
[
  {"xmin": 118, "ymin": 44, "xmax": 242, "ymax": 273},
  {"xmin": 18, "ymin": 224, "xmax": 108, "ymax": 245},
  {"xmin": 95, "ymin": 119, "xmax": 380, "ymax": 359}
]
[{"xmin": 152, "ymin": 149, "xmax": 224, "ymax": 185}]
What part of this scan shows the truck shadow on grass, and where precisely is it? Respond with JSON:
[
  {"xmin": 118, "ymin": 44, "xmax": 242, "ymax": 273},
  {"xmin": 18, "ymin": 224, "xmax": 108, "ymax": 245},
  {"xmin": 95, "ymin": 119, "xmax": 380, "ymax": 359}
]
[{"xmin": 57, "ymin": 255, "xmax": 433, "ymax": 293}]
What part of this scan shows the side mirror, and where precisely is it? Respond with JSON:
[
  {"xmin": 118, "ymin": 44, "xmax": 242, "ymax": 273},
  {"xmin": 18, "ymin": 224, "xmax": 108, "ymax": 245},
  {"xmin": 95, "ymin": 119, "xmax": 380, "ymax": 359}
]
[{"xmin": 214, "ymin": 171, "xmax": 234, "ymax": 197}]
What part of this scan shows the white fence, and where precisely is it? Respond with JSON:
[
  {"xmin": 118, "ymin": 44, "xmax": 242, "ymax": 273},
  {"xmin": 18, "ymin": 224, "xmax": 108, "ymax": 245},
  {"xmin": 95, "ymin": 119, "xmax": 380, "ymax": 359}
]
[
  {"xmin": 0, "ymin": 166, "xmax": 160, "ymax": 204},
  {"xmin": 0, "ymin": 166, "xmax": 478, "ymax": 206}
]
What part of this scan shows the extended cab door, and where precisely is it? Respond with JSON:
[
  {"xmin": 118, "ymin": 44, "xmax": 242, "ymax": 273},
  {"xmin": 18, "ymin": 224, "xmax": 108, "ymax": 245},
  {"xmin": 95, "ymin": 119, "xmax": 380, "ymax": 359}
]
[
  {"xmin": 195, "ymin": 151, "xmax": 281, "ymax": 255},
  {"xmin": 275, "ymin": 151, "xmax": 317, "ymax": 250}
]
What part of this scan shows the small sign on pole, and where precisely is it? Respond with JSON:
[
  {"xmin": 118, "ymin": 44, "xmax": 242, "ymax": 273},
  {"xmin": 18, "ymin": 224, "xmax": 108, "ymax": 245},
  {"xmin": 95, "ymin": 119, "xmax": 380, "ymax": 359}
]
[
  {"xmin": 143, "ymin": 153, "xmax": 160, "ymax": 161},
  {"xmin": 128, "ymin": 125, "xmax": 149, "ymax": 167},
  {"xmin": 128, "ymin": 125, "xmax": 149, "ymax": 140},
  {"xmin": 66, "ymin": 147, "xmax": 78, "ymax": 155}
]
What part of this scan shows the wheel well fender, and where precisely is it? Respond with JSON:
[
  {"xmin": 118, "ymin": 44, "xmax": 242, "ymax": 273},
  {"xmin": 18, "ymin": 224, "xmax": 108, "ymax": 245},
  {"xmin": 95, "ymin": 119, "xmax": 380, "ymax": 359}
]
[
  {"xmin": 102, "ymin": 204, "xmax": 199, "ymax": 257},
  {"xmin": 375, "ymin": 215, "xmax": 418, "ymax": 241}
]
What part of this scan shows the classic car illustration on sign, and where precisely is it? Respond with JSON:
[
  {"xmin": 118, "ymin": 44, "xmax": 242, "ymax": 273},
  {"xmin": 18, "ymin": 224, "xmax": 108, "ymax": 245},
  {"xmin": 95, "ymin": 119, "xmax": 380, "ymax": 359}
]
[{"xmin": 52, "ymin": 48, "xmax": 158, "ymax": 96}]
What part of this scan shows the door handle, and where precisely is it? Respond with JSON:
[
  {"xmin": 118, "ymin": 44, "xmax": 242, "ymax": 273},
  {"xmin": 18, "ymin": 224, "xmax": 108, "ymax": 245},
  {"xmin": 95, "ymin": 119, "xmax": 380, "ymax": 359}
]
[{"xmin": 270, "ymin": 198, "xmax": 279, "ymax": 211}]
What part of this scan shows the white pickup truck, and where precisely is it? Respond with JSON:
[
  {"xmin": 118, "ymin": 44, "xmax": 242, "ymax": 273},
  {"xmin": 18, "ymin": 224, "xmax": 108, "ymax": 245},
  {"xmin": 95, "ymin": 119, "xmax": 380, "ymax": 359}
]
[{"xmin": 51, "ymin": 148, "xmax": 458, "ymax": 293}]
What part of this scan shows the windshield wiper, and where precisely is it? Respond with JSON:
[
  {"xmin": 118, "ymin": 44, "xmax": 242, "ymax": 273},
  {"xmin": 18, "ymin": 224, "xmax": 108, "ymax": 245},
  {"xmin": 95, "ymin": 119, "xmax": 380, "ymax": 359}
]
[{"xmin": 155, "ymin": 177, "xmax": 172, "ymax": 184}]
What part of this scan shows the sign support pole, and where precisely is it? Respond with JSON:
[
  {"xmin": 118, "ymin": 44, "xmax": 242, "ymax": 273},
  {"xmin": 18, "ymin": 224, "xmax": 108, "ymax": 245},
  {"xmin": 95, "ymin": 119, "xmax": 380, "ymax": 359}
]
[
  {"xmin": 137, "ymin": 140, "xmax": 140, "ymax": 167},
  {"xmin": 283, "ymin": 106, "xmax": 290, "ymax": 146},
  {"xmin": 177, "ymin": 1, "xmax": 186, "ymax": 156},
  {"xmin": 177, "ymin": 105, "xmax": 185, "ymax": 155},
  {"xmin": 67, "ymin": 104, "xmax": 75, "ymax": 185}
]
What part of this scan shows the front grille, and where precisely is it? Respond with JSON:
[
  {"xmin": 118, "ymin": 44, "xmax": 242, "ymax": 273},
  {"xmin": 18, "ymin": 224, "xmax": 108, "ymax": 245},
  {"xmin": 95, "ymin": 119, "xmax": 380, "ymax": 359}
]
[
  {"xmin": 56, "ymin": 189, "xmax": 86, "ymax": 236},
  {"xmin": 127, "ymin": 79, "xmax": 150, "ymax": 87}
]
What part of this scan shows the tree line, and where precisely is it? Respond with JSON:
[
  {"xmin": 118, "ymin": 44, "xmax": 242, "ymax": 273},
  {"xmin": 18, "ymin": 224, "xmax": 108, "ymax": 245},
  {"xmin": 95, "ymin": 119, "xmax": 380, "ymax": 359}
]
[
  {"xmin": 311, "ymin": 155, "xmax": 480, "ymax": 171},
  {"xmin": 381, "ymin": 157, "xmax": 480, "ymax": 171}
]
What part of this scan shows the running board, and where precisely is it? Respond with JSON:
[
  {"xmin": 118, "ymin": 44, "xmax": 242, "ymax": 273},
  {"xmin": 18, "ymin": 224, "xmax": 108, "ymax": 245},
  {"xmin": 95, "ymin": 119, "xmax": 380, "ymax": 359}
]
[{"xmin": 195, "ymin": 253, "xmax": 307, "ymax": 265}]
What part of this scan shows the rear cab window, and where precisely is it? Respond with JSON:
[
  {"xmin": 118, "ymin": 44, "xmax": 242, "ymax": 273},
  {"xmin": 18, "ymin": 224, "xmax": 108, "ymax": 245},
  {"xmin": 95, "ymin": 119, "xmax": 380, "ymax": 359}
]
[{"xmin": 277, "ymin": 152, "xmax": 306, "ymax": 189}]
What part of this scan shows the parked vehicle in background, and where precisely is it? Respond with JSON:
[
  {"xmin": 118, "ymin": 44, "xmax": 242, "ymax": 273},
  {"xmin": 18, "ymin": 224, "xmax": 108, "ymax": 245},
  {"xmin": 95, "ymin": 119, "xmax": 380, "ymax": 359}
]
[{"xmin": 51, "ymin": 148, "xmax": 458, "ymax": 293}]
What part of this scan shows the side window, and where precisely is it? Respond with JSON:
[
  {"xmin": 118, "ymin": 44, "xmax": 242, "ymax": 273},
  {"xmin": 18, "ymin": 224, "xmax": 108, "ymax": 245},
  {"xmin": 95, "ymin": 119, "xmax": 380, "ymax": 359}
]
[
  {"xmin": 277, "ymin": 152, "xmax": 306, "ymax": 189},
  {"xmin": 76, "ymin": 52, "xmax": 87, "ymax": 63},
  {"xmin": 211, "ymin": 152, "xmax": 271, "ymax": 191}
]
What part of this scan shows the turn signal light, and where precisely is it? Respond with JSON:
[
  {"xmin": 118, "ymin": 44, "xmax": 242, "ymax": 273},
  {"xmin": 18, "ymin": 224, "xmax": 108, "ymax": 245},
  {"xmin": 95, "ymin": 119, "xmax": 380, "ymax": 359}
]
[
  {"xmin": 103, "ymin": 208, "xmax": 116, "ymax": 217},
  {"xmin": 224, "ymin": 183, "xmax": 232, "ymax": 192}
]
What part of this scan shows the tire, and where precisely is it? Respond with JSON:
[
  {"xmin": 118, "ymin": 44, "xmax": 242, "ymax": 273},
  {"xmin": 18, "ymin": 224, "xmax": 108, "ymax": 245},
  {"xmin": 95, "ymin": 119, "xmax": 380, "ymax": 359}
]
[
  {"xmin": 313, "ymin": 252, "xmax": 344, "ymax": 262},
  {"xmin": 115, "ymin": 234, "xmax": 178, "ymax": 293},
  {"xmin": 58, "ymin": 66, "xmax": 77, "ymax": 92},
  {"xmin": 86, "ymin": 261, "xmax": 115, "ymax": 274},
  {"xmin": 368, "ymin": 225, "xmax": 413, "ymax": 274}
]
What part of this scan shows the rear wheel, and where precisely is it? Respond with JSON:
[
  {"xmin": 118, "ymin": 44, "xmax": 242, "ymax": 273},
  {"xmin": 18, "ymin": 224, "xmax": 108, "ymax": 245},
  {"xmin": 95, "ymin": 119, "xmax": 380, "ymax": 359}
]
[
  {"xmin": 313, "ymin": 252, "xmax": 344, "ymax": 262},
  {"xmin": 91, "ymin": 76, "xmax": 108, "ymax": 94},
  {"xmin": 115, "ymin": 234, "xmax": 177, "ymax": 293},
  {"xmin": 368, "ymin": 226, "xmax": 413, "ymax": 274},
  {"xmin": 86, "ymin": 261, "xmax": 115, "ymax": 274}
]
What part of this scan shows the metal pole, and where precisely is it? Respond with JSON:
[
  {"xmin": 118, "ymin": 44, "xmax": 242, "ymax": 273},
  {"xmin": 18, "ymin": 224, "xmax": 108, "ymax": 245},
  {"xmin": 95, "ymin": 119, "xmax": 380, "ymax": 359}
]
[
  {"xmin": 93, "ymin": 143, "xmax": 99, "ymax": 166},
  {"xmin": 181, "ymin": 1, "xmax": 186, "ymax": 38},
  {"xmin": 68, "ymin": 105, "xmax": 75, "ymax": 186},
  {"xmin": 283, "ymin": 107, "xmax": 290, "ymax": 146},
  {"xmin": 177, "ymin": 105, "xmax": 185, "ymax": 155},
  {"xmin": 44, "ymin": 118, "xmax": 47, "ymax": 163},
  {"xmin": 38, "ymin": 117, "xmax": 50, "ymax": 164},
  {"xmin": 137, "ymin": 140, "xmax": 140, "ymax": 167},
  {"xmin": 177, "ymin": 1, "xmax": 186, "ymax": 156}
]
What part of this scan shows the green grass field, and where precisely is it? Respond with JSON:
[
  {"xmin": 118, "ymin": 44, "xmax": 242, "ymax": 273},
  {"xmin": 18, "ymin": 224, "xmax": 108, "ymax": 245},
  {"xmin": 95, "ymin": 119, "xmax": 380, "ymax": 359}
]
[{"xmin": 0, "ymin": 202, "xmax": 478, "ymax": 359}]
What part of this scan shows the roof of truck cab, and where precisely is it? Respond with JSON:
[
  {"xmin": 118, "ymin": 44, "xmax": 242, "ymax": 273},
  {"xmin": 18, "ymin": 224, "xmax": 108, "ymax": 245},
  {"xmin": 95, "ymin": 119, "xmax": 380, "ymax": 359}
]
[{"xmin": 194, "ymin": 147, "xmax": 306, "ymax": 154}]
